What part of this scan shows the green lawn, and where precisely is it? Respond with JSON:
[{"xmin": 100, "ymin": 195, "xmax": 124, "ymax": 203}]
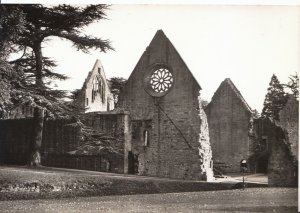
[{"xmin": 0, "ymin": 166, "xmax": 266, "ymax": 201}]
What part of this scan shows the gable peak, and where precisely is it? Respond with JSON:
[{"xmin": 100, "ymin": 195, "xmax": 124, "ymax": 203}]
[{"xmin": 218, "ymin": 78, "xmax": 252, "ymax": 112}]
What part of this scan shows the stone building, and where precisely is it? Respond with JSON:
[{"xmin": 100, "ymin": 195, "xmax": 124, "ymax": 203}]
[
  {"xmin": 75, "ymin": 59, "xmax": 114, "ymax": 113},
  {"xmin": 118, "ymin": 30, "xmax": 213, "ymax": 181},
  {"xmin": 205, "ymin": 78, "xmax": 253, "ymax": 173},
  {"xmin": 249, "ymin": 95, "xmax": 298, "ymax": 186}
]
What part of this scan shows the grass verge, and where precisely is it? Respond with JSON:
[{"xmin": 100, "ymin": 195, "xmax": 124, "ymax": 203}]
[{"xmin": 0, "ymin": 166, "xmax": 267, "ymax": 201}]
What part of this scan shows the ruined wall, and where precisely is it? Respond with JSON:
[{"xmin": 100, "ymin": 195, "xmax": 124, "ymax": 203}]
[
  {"xmin": 118, "ymin": 30, "xmax": 212, "ymax": 180},
  {"xmin": 0, "ymin": 112, "xmax": 129, "ymax": 174},
  {"xmin": 205, "ymin": 79, "xmax": 252, "ymax": 173},
  {"xmin": 76, "ymin": 59, "xmax": 114, "ymax": 113},
  {"xmin": 249, "ymin": 98, "xmax": 298, "ymax": 187},
  {"xmin": 248, "ymin": 118, "xmax": 273, "ymax": 173},
  {"xmin": 0, "ymin": 119, "xmax": 34, "ymax": 164},
  {"xmin": 277, "ymin": 95, "xmax": 298, "ymax": 162},
  {"xmin": 268, "ymin": 126, "xmax": 297, "ymax": 187},
  {"xmin": 268, "ymin": 95, "xmax": 298, "ymax": 186},
  {"xmin": 0, "ymin": 118, "xmax": 80, "ymax": 165}
]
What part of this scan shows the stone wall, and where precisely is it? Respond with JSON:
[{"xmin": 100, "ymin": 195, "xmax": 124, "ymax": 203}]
[
  {"xmin": 118, "ymin": 30, "xmax": 213, "ymax": 180},
  {"xmin": 81, "ymin": 111, "xmax": 131, "ymax": 173},
  {"xmin": 268, "ymin": 125, "xmax": 297, "ymax": 187},
  {"xmin": 268, "ymin": 95, "xmax": 298, "ymax": 186},
  {"xmin": 0, "ymin": 118, "xmax": 80, "ymax": 165},
  {"xmin": 205, "ymin": 78, "xmax": 252, "ymax": 173},
  {"xmin": 0, "ymin": 112, "xmax": 129, "ymax": 174},
  {"xmin": 75, "ymin": 59, "xmax": 115, "ymax": 113},
  {"xmin": 248, "ymin": 118, "xmax": 273, "ymax": 173},
  {"xmin": 277, "ymin": 95, "xmax": 298, "ymax": 163},
  {"xmin": 249, "ymin": 95, "xmax": 298, "ymax": 187},
  {"xmin": 0, "ymin": 119, "xmax": 34, "ymax": 164}
]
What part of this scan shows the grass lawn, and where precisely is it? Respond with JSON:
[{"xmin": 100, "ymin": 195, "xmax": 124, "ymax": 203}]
[
  {"xmin": 0, "ymin": 188, "xmax": 297, "ymax": 212},
  {"xmin": 0, "ymin": 166, "xmax": 267, "ymax": 201}
]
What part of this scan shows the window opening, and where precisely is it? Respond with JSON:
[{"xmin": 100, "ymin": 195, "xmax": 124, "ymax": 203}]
[
  {"xmin": 92, "ymin": 77, "xmax": 100, "ymax": 102},
  {"xmin": 150, "ymin": 68, "xmax": 173, "ymax": 93},
  {"xmin": 144, "ymin": 130, "xmax": 149, "ymax": 146}
]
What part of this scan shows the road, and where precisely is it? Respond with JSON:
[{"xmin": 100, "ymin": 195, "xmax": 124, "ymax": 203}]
[{"xmin": 0, "ymin": 188, "xmax": 297, "ymax": 213}]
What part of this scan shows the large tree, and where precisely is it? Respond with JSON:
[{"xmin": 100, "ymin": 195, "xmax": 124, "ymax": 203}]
[
  {"xmin": 0, "ymin": 6, "xmax": 26, "ymax": 118},
  {"xmin": 261, "ymin": 74, "xmax": 288, "ymax": 121},
  {"xmin": 1, "ymin": 4, "xmax": 113, "ymax": 166}
]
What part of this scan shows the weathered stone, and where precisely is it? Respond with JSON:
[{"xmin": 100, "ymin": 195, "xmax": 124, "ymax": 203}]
[
  {"xmin": 118, "ymin": 30, "xmax": 213, "ymax": 180},
  {"xmin": 198, "ymin": 96, "xmax": 213, "ymax": 181},
  {"xmin": 249, "ymin": 95, "xmax": 298, "ymax": 187},
  {"xmin": 75, "ymin": 59, "xmax": 115, "ymax": 113},
  {"xmin": 205, "ymin": 78, "xmax": 253, "ymax": 173}
]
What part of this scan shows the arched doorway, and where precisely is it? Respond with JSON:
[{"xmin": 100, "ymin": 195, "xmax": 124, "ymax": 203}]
[{"xmin": 256, "ymin": 154, "xmax": 268, "ymax": 173}]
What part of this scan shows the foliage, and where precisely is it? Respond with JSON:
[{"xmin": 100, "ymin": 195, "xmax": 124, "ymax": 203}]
[
  {"xmin": 261, "ymin": 74, "xmax": 288, "ymax": 121},
  {"xmin": 3, "ymin": 4, "xmax": 113, "ymax": 117},
  {"xmin": 251, "ymin": 109, "xmax": 260, "ymax": 119},
  {"xmin": 0, "ymin": 5, "xmax": 26, "ymax": 118},
  {"xmin": 0, "ymin": 4, "xmax": 113, "ymax": 166},
  {"xmin": 282, "ymin": 73, "xmax": 299, "ymax": 100},
  {"xmin": 108, "ymin": 77, "xmax": 127, "ymax": 104}
]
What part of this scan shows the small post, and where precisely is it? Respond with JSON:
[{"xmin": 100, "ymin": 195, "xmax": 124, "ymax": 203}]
[
  {"xmin": 242, "ymin": 173, "xmax": 245, "ymax": 190},
  {"xmin": 240, "ymin": 159, "xmax": 248, "ymax": 190}
]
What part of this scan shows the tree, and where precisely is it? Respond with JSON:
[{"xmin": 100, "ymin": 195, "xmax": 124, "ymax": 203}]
[
  {"xmin": 261, "ymin": 74, "xmax": 288, "ymax": 121},
  {"xmin": 108, "ymin": 77, "xmax": 127, "ymax": 105},
  {"xmin": 282, "ymin": 73, "xmax": 299, "ymax": 100},
  {"xmin": 0, "ymin": 5, "xmax": 26, "ymax": 118},
  {"xmin": 2, "ymin": 4, "xmax": 113, "ymax": 166}
]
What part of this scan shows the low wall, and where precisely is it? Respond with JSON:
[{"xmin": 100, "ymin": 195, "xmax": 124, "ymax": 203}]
[
  {"xmin": 42, "ymin": 154, "xmax": 124, "ymax": 174},
  {"xmin": 0, "ymin": 111, "xmax": 130, "ymax": 174}
]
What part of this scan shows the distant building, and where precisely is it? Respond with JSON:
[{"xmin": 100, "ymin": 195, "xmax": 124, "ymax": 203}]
[
  {"xmin": 205, "ymin": 78, "xmax": 253, "ymax": 173},
  {"xmin": 75, "ymin": 59, "xmax": 114, "ymax": 113}
]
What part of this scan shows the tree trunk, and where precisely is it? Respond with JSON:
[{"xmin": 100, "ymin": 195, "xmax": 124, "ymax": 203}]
[
  {"xmin": 33, "ymin": 42, "xmax": 43, "ymax": 87},
  {"xmin": 29, "ymin": 107, "xmax": 44, "ymax": 166},
  {"xmin": 29, "ymin": 42, "xmax": 44, "ymax": 166}
]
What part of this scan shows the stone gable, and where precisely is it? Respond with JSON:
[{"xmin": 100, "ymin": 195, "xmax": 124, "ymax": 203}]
[
  {"xmin": 76, "ymin": 59, "xmax": 114, "ymax": 113},
  {"xmin": 205, "ymin": 78, "xmax": 253, "ymax": 173},
  {"xmin": 118, "ymin": 30, "xmax": 213, "ymax": 180}
]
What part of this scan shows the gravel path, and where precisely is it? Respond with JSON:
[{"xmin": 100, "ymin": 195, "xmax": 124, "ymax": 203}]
[{"xmin": 0, "ymin": 188, "xmax": 297, "ymax": 213}]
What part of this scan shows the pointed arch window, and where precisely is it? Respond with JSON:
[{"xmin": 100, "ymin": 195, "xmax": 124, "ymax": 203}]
[
  {"xmin": 91, "ymin": 76, "xmax": 106, "ymax": 103},
  {"xmin": 92, "ymin": 77, "xmax": 99, "ymax": 102}
]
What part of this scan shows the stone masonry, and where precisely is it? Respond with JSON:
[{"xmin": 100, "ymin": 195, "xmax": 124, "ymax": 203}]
[
  {"xmin": 268, "ymin": 95, "xmax": 298, "ymax": 186},
  {"xmin": 248, "ymin": 95, "xmax": 298, "ymax": 186},
  {"xmin": 118, "ymin": 30, "xmax": 213, "ymax": 181},
  {"xmin": 205, "ymin": 78, "xmax": 253, "ymax": 173},
  {"xmin": 76, "ymin": 59, "xmax": 114, "ymax": 113}
]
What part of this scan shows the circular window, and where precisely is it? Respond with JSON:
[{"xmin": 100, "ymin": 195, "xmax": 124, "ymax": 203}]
[
  {"xmin": 150, "ymin": 68, "xmax": 173, "ymax": 93},
  {"xmin": 144, "ymin": 64, "xmax": 174, "ymax": 97}
]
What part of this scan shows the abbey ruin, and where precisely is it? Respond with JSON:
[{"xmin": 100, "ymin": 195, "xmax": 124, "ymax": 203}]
[{"xmin": 0, "ymin": 30, "xmax": 298, "ymax": 186}]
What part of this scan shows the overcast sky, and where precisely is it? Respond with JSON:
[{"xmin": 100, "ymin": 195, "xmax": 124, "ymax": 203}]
[{"xmin": 40, "ymin": 4, "xmax": 299, "ymax": 112}]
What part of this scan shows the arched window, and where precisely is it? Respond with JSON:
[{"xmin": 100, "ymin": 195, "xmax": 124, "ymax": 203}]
[
  {"xmin": 91, "ymin": 76, "xmax": 106, "ymax": 103},
  {"xmin": 92, "ymin": 77, "xmax": 99, "ymax": 102}
]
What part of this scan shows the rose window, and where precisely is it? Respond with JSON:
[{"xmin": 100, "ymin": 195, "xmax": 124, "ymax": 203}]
[{"xmin": 150, "ymin": 68, "xmax": 173, "ymax": 93}]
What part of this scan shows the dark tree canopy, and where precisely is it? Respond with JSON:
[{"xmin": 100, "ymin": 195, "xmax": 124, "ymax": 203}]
[
  {"xmin": 108, "ymin": 77, "xmax": 127, "ymax": 104},
  {"xmin": 0, "ymin": 6, "xmax": 26, "ymax": 118},
  {"xmin": 261, "ymin": 74, "xmax": 288, "ymax": 121},
  {"xmin": 0, "ymin": 4, "xmax": 113, "ymax": 166},
  {"xmin": 282, "ymin": 73, "xmax": 299, "ymax": 100}
]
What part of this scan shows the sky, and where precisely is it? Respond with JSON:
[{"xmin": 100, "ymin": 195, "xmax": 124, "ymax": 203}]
[{"xmin": 39, "ymin": 4, "xmax": 300, "ymax": 112}]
